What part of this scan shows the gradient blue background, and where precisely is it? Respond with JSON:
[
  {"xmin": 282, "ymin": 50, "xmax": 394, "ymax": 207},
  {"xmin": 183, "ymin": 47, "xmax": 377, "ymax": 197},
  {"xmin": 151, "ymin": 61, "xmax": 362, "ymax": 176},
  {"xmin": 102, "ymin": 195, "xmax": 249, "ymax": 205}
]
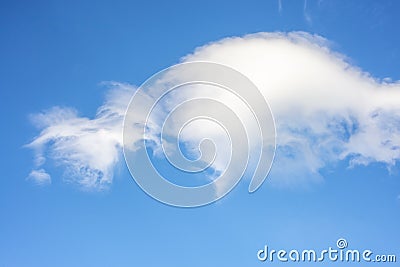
[{"xmin": 1, "ymin": 0, "xmax": 399, "ymax": 266}]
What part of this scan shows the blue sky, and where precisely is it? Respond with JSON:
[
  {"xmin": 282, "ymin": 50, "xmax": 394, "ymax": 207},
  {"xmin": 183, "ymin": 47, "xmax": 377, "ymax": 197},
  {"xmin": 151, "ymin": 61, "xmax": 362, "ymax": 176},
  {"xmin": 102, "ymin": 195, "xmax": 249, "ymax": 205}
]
[{"xmin": 1, "ymin": 0, "xmax": 400, "ymax": 266}]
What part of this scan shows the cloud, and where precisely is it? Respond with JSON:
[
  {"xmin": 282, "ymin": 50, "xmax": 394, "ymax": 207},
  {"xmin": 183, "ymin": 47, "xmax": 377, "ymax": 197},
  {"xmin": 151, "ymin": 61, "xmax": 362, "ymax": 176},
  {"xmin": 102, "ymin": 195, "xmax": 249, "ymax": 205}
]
[
  {"xmin": 303, "ymin": 0, "xmax": 312, "ymax": 25},
  {"xmin": 181, "ymin": 32, "xmax": 400, "ymax": 186},
  {"xmin": 26, "ymin": 82, "xmax": 134, "ymax": 190},
  {"xmin": 27, "ymin": 169, "xmax": 51, "ymax": 185},
  {"xmin": 27, "ymin": 32, "xmax": 400, "ymax": 190},
  {"xmin": 278, "ymin": 0, "xmax": 282, "ymax": 13}
]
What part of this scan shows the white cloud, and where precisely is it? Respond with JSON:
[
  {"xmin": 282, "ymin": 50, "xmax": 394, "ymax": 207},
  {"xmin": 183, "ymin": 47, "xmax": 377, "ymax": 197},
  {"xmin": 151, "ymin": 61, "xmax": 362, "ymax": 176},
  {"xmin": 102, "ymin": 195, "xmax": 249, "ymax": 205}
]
[
  {"xmin": 27, "ymin": 169, "xmax": 51, "ymax": 185},
  {"xmin": 181, "ymin": 32, "xmax": 400, "ymax": 186},
  {"xmin": 27, "ymin": 82, "xmax": 134, "ymax": 190},
  {"xmin": 27, "ymin": 32, "xmax": 400, "ymax": 190}
]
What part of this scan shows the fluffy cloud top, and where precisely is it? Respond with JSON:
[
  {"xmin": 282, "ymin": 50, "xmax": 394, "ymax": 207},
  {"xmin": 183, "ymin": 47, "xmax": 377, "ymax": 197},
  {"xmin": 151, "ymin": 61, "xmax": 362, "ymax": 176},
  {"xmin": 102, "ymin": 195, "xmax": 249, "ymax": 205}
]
[{"xmin": 27, "ymin": 32, "xmax": 400, "ymax": 190}]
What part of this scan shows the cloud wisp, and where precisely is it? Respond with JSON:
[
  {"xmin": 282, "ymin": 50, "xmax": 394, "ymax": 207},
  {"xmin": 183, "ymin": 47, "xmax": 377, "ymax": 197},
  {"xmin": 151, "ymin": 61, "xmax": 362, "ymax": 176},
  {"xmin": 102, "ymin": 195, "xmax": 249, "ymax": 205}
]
[
  {"xmin": 27, "ymin": 32, "xmax": 400, "ymax": 190},
  {"xmin": 26, "ymin": 83, "xmax": 134, "ymax": 190},
  {"xmin": 27, "ymin": 169, "xmax": 51, "ymax": 185},
  {"xmin": 278, "ymin": 0, "xmax": 282, "ymax": 13}
]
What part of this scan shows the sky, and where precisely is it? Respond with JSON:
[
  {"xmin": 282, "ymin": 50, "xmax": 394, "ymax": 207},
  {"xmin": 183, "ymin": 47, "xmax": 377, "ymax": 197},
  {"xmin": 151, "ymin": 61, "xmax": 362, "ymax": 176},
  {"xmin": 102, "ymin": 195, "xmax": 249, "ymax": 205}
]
[{"xmin": 1, "ymin": 0, "xmax": 400, "ymax": 266}]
